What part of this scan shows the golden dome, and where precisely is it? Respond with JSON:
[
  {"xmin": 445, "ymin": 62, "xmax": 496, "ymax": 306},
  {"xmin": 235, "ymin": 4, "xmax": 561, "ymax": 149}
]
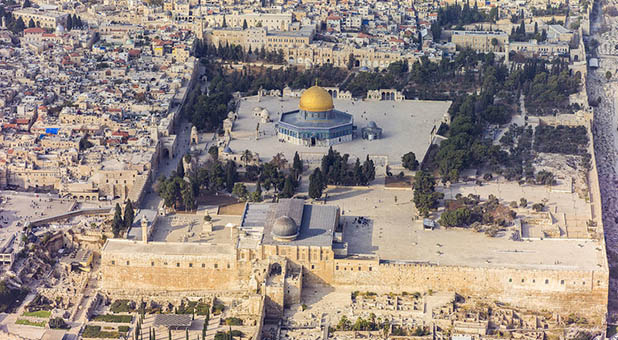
[{"xmin": 299, "ymin": 85, "xmax": 334, "ymax": 112}]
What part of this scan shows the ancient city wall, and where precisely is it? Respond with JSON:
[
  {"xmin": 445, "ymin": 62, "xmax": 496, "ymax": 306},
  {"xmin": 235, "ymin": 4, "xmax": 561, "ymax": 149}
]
[
  {"xmin": 332, "ymin": 260, "xmax": 608, "ymax": 325},
  {"xmin": 100, "ymin": 251, "xmax": 250, "ymax": 291}
]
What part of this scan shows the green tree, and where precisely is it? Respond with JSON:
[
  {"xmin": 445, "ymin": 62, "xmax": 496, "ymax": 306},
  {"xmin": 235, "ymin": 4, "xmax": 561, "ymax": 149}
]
[
  {"xmin": 182, "ymin": 184, "xmax": 196, "ymax": 211},
  {"xmin": 66, "ymin": 15, "xmax": 73, "ymax": 30},
  {"xmin": 362, "ymin": 156, "xmax": 375, "ymax": 184},
  {"xmin": 438, "ymin": 207, "xmax": 472, "ymax": 227},
  {"xmin": 242, "ymin": 19, "xmax": 247, "ymax": 29},
  {"xmin": 123, "ymin": 200, "xmax": 135, "ymax": 230},
  {"xmin": 430, "ymin": 22, "xmax": 441, "ymax": 41},
  {"xmin": 292, "ymin": 151, "xmax": 303, "ymax": 177},
  {"xmin": 28, "ymin": 18, "xmax": 34, "ymax": 28},
  {"xmin": 279, "ymin": 174, "xmax": 296, "ymax": 198},
  {"xmin": 112, "ymin": 203, "xmax": 124, "ymax": 237},
  {"xmin": 347, "ymin": 53, "xmax": 356, "ymax": 70},
  {"xmin": 177, "ymin": 158, "xmax": 185, "ymax": 178},
  {"xmin": 607, "ymin": 71, "xmax": 613, "ymax": 80},
  {"xmin": 413, "ymin": 171, "xmax": 444, "ymax": 217},
  {"xmin": 309, "ymin": 168, "xmax": 324, "ymax": 200},
  {"xmin": 225, "ymin": 161, "xmax": 237, "ymax": 193},
  {"xmin": 49, "ymin": 317, "xmax": 68, "ymax": 329},
  {"xmin": 232, "ymin": 183, "xmax": 248, "ymax": 200},
  {"xmin": 222, "ymin": 15, "xmax": 227, "ymax": 27},
  {"xmin": 401, "ymin": 152, "xmax": 419, "ymax": 171}
]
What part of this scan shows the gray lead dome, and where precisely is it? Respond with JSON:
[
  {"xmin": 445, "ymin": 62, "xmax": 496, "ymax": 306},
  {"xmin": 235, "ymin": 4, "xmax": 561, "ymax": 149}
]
[{"xmin": 272, "ymin": 216, "xmax": 299, "ymax": 241}]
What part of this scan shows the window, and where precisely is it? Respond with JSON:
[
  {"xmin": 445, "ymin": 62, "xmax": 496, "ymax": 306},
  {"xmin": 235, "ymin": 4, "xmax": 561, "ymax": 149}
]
[
  {"xmin": 358, "ymin": 266, "xmax": 361, "ymax": 271},
  {"xmin": 227, "ymin": 264, "xmax": 230, "ymax": 269},
  {"xmin": 336, "ymin": 266, "xmax": 339, "ymax": 270},
  {"xmin": 311, "ymin": 265, "xmax": 315, "ymax": 269},
  {"xmin": 151, "ymin": 262, "xmax": 155, "ymax": 266},
  {"xmin": 202, "ymin": 264, "xmax": 205, "ymax": 268},
  {"xmin": 176, "ymin": 263, "xmax": 180, "ymax": 267},
  {"xmin": 545, "ymin": 279, "xmax": 549, "ymax": 284},
  {"xmin": 560, "ymin": 280, "xmax": 565, "ymax": 285},
  {"xmin": 521, "ymin": 279, "xmax": 525, "ymax": 283},
  {"xmin": 214, "ymin": 263, "xmax": 218, "ymax": 269},
  {"xmin": 111, "ymin": 260, "xmax": 115, "ymax": 265},
  {"xmin": 508, "ymin": 278, "xmax": 512, "ymax": 283},
  {"xmin": 189, "ymin": 263, "xmax": 193, "ymax": 268},
  {"xmin": 164, "ymin": 262, "xmax": 168, "ymax": 265},
  {"xmin": 126, "ymin": 261, "xmax": 130, "ymax": 265},
  {"xmin": 368, "ymin": 267, "xmax": 372, "ymax": 271}
]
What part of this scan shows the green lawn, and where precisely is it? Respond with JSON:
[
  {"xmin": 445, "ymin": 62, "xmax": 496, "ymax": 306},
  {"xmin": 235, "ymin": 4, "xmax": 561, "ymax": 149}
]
[
  {"xmin": 23, "ymin": 310, "xmax": 51, "ymax": 318},
  {"xmin": 92, "ymin": 314, "xmax": 132, "ymax": 323},
  {"xmin": 82, "ymin": 325, "xmax": 125, "ymax": 338},
  {"xmin": 16, "ymin": 319, "xmax": 46, "ymax": 327}
]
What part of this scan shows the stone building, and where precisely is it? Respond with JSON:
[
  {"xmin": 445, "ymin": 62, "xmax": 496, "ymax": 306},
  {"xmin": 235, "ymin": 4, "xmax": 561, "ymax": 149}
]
[
  {"xmin": 277, "ymin": 85, "xmax": 354, "ymax": 147},
  {"xmin": 100, "ymin": 199, "xmax": 609, "ymax": 325},
  {"xmin": 451, "ymin": 30, "xmax": 509, "ymax": 53}
]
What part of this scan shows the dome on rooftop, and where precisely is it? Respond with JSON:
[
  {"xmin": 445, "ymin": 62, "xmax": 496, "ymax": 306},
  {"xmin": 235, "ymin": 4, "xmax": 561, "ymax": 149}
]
[
  {"xmin": 272, "ymin": 216, "xmax": 298, "ymax": 241},
  {"xmin": 299, "ymin": 85, "xmax": 334, "ymax": 112}
]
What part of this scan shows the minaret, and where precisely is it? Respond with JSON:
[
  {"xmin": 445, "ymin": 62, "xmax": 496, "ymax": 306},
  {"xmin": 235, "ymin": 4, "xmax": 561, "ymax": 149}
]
[{"xmin": 141, "ymin": 216, "xmax": 148, "ymax": 243}]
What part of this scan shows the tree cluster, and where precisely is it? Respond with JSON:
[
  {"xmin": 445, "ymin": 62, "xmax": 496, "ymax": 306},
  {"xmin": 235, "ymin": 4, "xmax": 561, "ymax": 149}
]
[
  {"xmin": 436, "ymin": 2, "xmax": 489, "ymax": 29},
  {"xmin": 509, "ymin": 21, "xmax": 547, "ymax": 42},
  {"xmin": 412, "ymin": 171, "xmax": 444, "ymax": 217},
  {"xmin": 401, "ymin": 152, "xmax": 419, "ymax": 171},
  {"xmin": 517, "ymin": 59, "xmax": 580, "ymax": 115},
  {"xmin": 320, "ymin": 147, "xmax": 375, "ymax": 186},
  {"xmin": 438, "ymin": 193, "xmax": 515, "ymax": 229},
  {"xmin": 112, "ymin": 201, "xmax": 135, "ymax": 237},
  {"xmin": 533, "ymin": 125, "xmax": 589, "ymax": 155}
]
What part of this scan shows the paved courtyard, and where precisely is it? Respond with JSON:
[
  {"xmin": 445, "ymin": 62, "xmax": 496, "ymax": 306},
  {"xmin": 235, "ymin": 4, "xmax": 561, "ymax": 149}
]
[
  {"xmin": 230, "ymin": 95, "xmax": 451, "ymax": 166},
  {"xmin": 324, "ymin": 178, "xmax": 604, "ymax": 272}
]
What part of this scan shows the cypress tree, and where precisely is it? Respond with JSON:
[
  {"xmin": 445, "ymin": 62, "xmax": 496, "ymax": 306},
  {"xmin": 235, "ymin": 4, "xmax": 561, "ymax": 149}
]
[
  {"xmin": 112, "ymin": 203, "xmax": 124, "ymax": 237},
  {"xmin": 292, "ymin": 152, "xmax": 303, "ymax": 177},
  {"xmin": 280, "ymin": 174, "xmax": 295, "ymax": 198},
  {"xmin": 308, "ymin": 168, "xmax": 323, "ymax": 200},
  {"xmin": 124, "ymin": 200, "xmax": 135, "ymax": 230},
  {"xmin": 66, "ymin": 15, "xmax": 73, "ymax": 30},
  {"xmin": 177, "ymin": 158, "xmax": 185, "ymax": 178}
]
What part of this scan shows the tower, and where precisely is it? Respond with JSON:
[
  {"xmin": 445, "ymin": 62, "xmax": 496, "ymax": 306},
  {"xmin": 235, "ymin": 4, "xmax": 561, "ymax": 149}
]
[{"xmin": 141, "ymin": 216, "xmax": 148, "ymax": 243}]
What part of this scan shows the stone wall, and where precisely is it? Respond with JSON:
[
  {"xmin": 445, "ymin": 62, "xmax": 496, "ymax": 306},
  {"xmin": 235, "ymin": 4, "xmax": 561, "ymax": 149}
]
[
  {"xmin": 331, "ymin": 260, "xmax": 608, "ymax": 325},
  {"xmin": 100, "ymin": 251, "xmax": 248, "ymax": 291}
]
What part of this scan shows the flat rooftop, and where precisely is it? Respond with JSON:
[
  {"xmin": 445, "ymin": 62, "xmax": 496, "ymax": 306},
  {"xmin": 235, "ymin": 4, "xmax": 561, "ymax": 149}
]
[
  {"xmin": 102, "ymin": 239, "xmax": 235, "ymax": 256},
  {"xmin": 232, "ymin": 95, "xmax": 450, "ymax": 166}
]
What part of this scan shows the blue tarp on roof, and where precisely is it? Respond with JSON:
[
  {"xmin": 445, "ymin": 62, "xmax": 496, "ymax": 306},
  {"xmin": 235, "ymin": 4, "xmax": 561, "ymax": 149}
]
[{"xmin": 45, "ymin": 128, "xmax": 59, "ymax": 134}]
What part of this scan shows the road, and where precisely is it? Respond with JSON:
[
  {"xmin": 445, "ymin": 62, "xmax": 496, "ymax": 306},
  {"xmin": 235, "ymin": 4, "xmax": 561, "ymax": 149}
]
[
  {"xmin": 587, "ymin": 0, "xmax": 618, "ymax": 321},
  {"xmin": 140, "ymin": 63, "xmax": 207, "ymax": 211}
]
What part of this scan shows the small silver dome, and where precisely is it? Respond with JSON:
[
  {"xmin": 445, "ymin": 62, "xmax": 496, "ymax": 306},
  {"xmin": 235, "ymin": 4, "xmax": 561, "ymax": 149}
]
[
  {"xmin": 272, "ymin": 216, "xmax": 298, "ymax": 241},
  {"xmin": 368, "ymin": 121, "xmax": 377, "ymax": 128}
]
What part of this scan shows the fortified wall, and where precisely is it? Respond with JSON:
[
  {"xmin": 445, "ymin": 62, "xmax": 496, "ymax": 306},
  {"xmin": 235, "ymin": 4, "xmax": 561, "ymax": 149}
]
[{"xmin": 332, "ymin": 258, "xmax": 608, "ymax": 325}]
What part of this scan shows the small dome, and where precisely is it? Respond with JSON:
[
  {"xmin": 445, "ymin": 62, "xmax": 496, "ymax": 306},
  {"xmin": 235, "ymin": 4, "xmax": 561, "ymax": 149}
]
[
  {"xmin": 299, "ymin": 85, "xmax": 334, "ymax": 112},
  {"xmin": 272, "ymin": 216, "xmax": 298, "ymax": 241},
  {"xmin": 368, "ymin": 121, "xmax": 377, "ymax": 128}
]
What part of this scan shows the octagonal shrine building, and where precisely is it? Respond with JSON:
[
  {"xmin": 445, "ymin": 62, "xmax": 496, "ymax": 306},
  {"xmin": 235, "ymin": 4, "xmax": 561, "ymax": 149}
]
[{"xmin": 277, "ymin": 85, "xmax": 353, "ymax": 146}]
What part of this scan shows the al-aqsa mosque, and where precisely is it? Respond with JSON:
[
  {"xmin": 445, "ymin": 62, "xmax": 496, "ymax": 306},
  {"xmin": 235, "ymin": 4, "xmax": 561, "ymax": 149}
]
[{"xmin": 277, "ymin": 85, "xmax": 354, "ymax": 146}]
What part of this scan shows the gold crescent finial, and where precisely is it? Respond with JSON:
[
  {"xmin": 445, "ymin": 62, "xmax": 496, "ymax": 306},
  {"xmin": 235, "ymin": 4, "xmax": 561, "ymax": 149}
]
[{"xmin": 315, "ymin": 79, "xmax": 318, "ymax": 86}]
